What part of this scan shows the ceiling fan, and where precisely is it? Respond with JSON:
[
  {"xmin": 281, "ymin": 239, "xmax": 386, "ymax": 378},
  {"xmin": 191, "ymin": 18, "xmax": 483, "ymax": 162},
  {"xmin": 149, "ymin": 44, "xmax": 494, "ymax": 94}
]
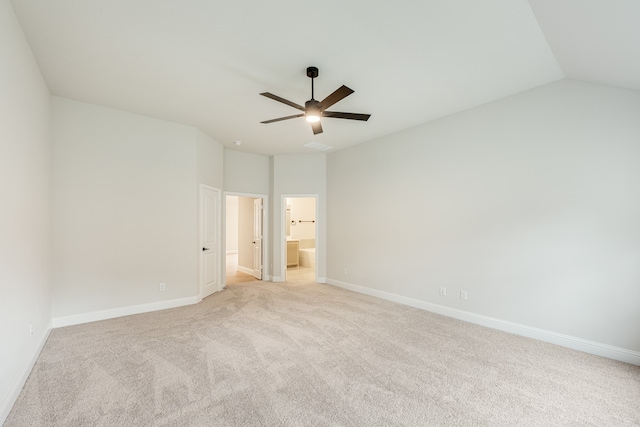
[{"xmin": 260, "ymin": 67, "xmax": 371, "ymax": 135}]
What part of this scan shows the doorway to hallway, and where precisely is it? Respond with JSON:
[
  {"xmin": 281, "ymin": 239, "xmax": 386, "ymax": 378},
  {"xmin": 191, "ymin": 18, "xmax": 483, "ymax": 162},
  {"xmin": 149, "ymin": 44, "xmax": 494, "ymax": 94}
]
[{"xmin": 225, "ymin": 194, "xmax": 266, "ymax": 285}]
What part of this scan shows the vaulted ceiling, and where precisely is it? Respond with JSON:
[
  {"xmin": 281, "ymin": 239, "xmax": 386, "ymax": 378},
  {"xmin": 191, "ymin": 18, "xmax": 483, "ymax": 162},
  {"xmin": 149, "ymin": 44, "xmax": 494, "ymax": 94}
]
[{"xmin": 10, "ymin": 0, "xmax": 640, "ymax": 156}]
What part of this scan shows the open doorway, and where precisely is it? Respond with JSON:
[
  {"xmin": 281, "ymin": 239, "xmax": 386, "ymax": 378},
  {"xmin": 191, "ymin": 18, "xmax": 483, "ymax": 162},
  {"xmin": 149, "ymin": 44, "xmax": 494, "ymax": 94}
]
[
  {"xmin": 226, "ymin": 194, "xmax": 265, "ymax": 285},
  {"xmin": 284, "ymin": 196, "xmax": 317, "ymax": 282}
]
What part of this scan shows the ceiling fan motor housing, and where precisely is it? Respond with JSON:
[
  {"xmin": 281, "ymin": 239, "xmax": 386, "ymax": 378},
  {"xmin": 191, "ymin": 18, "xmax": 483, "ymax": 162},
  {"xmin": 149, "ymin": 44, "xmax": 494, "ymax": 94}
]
[
  {"xmin": 306, "ymin": 66, "xmax": 319, "ymax": 78},
  {"xmin": 305, "ymin": 99, "xmax": 321, "ymax": 114}
]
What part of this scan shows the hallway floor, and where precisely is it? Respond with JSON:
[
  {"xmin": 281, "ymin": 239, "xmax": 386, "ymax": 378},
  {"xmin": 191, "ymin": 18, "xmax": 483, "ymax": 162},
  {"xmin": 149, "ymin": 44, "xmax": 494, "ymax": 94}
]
[
  {"xmin": 225, "ymin": 253, "xmax": 256, "ymax": 285},
  {"xmin": 226, "ymin": 253, "xmax": 316, "ymax": 284}
]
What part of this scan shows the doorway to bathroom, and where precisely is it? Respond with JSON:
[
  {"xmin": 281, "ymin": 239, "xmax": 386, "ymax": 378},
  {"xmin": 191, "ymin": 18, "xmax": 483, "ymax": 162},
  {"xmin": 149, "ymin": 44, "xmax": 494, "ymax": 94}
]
[
  {"xmin": 225, "ymin": 193, "xmax": 267, "ymax": 285},
  {"xmin": 284, "ymin": 196, "xmax": 317, "ymax": 282}
]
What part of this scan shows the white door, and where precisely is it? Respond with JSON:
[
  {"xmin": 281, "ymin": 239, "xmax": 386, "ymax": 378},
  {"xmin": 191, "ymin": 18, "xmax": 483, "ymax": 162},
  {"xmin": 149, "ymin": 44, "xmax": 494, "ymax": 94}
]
[
  {"xmin": 201, "ymin": 186, "xmax": 220, "ymax": 298},
  {"xmin": 252, "ymin": 198, "xmax": 263, "ymax": 280}
]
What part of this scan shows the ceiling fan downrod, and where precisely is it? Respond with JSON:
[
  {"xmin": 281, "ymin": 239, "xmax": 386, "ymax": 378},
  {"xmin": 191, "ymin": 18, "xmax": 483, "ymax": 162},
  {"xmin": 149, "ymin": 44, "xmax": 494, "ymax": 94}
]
[{"xmin": 307, "ymin": 66, "xmax": 319, "ymax": 100}]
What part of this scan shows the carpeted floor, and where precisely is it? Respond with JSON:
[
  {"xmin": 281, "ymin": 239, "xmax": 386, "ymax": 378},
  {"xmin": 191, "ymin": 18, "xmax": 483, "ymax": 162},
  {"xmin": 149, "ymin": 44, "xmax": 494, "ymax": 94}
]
[{"xmin": 5, "ymin": 281, "xmax": 640, "ymax": 426}]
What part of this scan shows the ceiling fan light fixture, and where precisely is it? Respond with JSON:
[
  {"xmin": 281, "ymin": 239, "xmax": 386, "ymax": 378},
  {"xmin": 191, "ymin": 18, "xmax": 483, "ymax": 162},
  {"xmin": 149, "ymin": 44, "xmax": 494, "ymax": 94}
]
[
  {"xmin": 305, "ymin": 99, "xmax": 321, "ymax": 122},
  {"xmin": 260, "ymin": 67, "xmax": 370, "ymax": 135}
]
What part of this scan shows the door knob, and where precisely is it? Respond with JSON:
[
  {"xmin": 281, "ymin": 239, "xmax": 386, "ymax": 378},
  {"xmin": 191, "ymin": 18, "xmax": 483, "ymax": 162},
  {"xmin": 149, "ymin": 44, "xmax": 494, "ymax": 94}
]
[{"xmin": 202, "ymin": 247, "xmax": 210, "ymax": 251}]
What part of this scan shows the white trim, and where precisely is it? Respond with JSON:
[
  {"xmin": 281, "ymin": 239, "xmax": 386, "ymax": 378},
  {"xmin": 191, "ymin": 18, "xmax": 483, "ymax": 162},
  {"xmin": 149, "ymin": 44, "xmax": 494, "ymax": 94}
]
[
  {"xmin": 326, "ymin": 278, "xmax": 640, "ymax": 366},
  {"xmin": 226, "ymin": 250, "xmax": 238, "ymax": 254},
  {"xmin": 223, "ymin": 191, "xmax": 269, "ymax": 283},
  {"xmin": 237, "ymin": 265, "xmax": 254, "ymax": 276},
  {"xmin": 51, "ymin": 296, "xmax": 199, "ymax": 328},
  {"xmin": 200, "ymin": 184, "xmax": 223, "ymax": 297},
  {"xmin": 1, "ymin": 325, "xmax": 52, "ymax": 425},
  {"xmin": 272, "ymin": 276, "xmax": 285, "ymax": 283},
  {"xmin": 316, "ymin": 277, "xmax": 326, "ymax": 284}
]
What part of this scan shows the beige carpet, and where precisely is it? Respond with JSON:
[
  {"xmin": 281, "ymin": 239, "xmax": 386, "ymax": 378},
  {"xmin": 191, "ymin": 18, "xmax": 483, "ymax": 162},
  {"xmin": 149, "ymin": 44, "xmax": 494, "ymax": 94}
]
[{"xmin": 5, "ymin": 281, "xmax": 640, "ymax": 426}]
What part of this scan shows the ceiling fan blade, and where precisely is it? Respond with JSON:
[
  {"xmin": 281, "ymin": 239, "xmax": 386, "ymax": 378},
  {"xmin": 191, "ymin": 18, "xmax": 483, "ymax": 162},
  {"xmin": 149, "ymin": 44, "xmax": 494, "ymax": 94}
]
[
  {"xmin": 311, "ymin": 121, "xmax": 323, "ymax": 135},
  {"xmin": 319, "ymin": 85, "xmax": 354, "ymax": 110},
  {"xmin": 322, "ymin": 111, "xmax": 371, "ymax": 121},
  {"xmin": 260, "ymin": 92, "xmax": 305, "ymax": 111},
  {"xmin": 261, "ymin": 114, "xmax": 305, "ymax": 124}
]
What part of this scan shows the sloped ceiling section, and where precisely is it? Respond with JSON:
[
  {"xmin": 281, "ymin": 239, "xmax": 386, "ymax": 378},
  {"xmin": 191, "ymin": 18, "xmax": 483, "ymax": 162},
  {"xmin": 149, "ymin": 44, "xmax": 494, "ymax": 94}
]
[
  {"xmin": 528, "ymin": 0, "xmax": 640, "ymax": 92},
  {"xmin": 7, "ymin": 1, "xmax": 575, "ymax": 155}
]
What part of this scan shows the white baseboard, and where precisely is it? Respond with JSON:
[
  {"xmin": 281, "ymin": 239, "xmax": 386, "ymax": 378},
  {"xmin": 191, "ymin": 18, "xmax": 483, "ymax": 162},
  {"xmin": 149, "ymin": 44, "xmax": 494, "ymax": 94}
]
[
  {"xmin": 51, "ymin": 296, "xmax": 200, "ymax": 328},
  {"xmin": 270, "ymin": 276, "xmax": 324, "ymax": 284},
  {"xmin": 326, "ymin": 278, "xmax": 640, "ymax": 366},
  {"xmin": 1, "ymin": 325, "xmax": 52, "ymax": 426},
  {"xmin": 237, "ymin": 265, "xmax": 254, "ymax": 276}
]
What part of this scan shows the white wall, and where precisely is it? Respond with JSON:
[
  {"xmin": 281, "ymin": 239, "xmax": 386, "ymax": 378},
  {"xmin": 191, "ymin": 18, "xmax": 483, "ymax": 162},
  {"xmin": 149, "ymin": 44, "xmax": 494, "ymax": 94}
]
[
  {"xmin": 327, "ymin": 79, "xmax": 640, "ymax": 353},
  {"xmin": 238, "ymin": 197, "xmax": 254, "ymax": 270},
  {"xmin": 272, "ymin": 155, "xmax": 326, "ymax": 281},
  {"xmin": 225, "ymin": 196, "xmax": 239, "ymax": 253},
  {"xmin": 196, "ymin": 129, "xmax": 224, "ymax": 189},
  {"xmin": 51, "ymin": 97, "xmax": 201, "ymax": 318},
  {"xmin": 0, "ymin": 0, "xmax": 52, "ymax": 421},
  {"xmin": 223, "ymin": 149, "xmax": 270, "ymax": 195}
]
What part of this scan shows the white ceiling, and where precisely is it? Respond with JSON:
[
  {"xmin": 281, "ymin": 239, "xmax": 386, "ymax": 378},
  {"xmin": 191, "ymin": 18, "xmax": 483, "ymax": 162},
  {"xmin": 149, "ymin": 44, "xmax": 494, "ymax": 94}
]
[
  {"xmin": 528, "ymin": 0, "xmax": 640, "ymax": 92},
  {"xmin": 9, "ymin": 0, "xmax": 640, "ymax": 156}
]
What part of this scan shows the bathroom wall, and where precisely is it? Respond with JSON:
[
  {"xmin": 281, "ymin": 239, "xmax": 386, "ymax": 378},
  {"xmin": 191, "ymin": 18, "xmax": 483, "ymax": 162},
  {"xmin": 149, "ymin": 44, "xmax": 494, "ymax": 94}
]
[{"xmin": 287, "ymin": 197, "xmax": 316, "ymax": 242}]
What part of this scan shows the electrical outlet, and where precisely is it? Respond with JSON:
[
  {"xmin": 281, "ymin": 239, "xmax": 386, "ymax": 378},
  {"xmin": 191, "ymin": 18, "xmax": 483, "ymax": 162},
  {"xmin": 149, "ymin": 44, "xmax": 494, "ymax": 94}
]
[
  {"xmin": 159, "ymin": 283, "xmax": 166, "ymax": 292},
  {"xmin": 29, "ymin": 322, "xmax": 33, "ymax": 337},
  {"xmin": 439, "ymin": 286, "xmax": 446, "ymax": 296},
  {"xmin": 343, "ymin": 268, "xmax": 348, "ymax": 276},
  {"xmin": 460, "ymin": 290, "xmax": 468, "ymax": 300}
]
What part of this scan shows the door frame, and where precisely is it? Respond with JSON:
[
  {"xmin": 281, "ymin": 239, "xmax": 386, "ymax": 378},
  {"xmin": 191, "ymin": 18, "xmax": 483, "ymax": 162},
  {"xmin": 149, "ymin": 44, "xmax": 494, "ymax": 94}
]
[
  {"xmin": 199, "ymin": 184, "xmax": 222, "ymax": 300},
  {"xmin": 252, "ymin": 198, "xmax": 263, "ymax": 280},
  {"xmin": 223, "ymin": 191, "xmax": 269, "ymax": 284},
  {"xmin": 281, "ymin": 194, "xmax": 318, "ymax": 283}
]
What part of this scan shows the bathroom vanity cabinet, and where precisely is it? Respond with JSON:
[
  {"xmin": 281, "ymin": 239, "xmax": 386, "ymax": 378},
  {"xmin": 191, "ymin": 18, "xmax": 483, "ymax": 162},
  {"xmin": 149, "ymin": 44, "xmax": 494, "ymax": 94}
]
[{"xmin": 286, "ymin": 240, "xmax": 299, "ymax": 267}]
